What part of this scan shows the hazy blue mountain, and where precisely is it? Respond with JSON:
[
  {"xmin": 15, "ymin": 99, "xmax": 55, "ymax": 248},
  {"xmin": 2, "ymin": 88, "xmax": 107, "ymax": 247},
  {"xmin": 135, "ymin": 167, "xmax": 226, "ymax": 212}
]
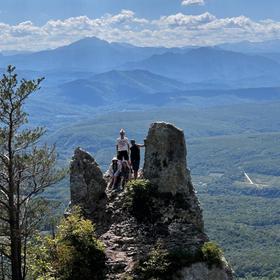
[
  {"xmin": 53, "ymin": 67, "xmax": 280, "ymax": 107},
  {"xmin": 56, "ymin": 69, "xmax": 187, "ymax": 105},
  {"xmin": 152, "ymin": 86, "xmax": 280, "ymax": 107},
  {"xmin": 260, "ymin": 52, "xmax": 280, "ymax": 64},
  {"xmin": 218, "ymin": 39, "xmax": 280, "ymax": 53},
  {"xmin": 91, "ymin": 69, "xmax": 186, "ymax": 93},
  {"xmin": 171, "ymin": 86, "xmax": 280, "ymax": 100},
  {"xmin": 0, "ymin": 37, "xmax": 178, "ymax": 72},
  {"xmin": 122, "ymin": 47, "xmax": 280, "ymax": 86},
  {"xmin": 2, "ymin": 37, "xmax": 280, "ymax": 89}
]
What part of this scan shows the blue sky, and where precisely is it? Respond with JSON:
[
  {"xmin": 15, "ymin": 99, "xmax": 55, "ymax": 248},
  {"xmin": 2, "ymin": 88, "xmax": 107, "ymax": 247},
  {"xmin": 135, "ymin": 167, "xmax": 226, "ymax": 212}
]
[
  {"xmin": 1, "ymin": 0, "xmax": 279, "ymax": 24},
  {"xmin": 0, "ymin": 0, "xmax": 280, "ymax": 51}
]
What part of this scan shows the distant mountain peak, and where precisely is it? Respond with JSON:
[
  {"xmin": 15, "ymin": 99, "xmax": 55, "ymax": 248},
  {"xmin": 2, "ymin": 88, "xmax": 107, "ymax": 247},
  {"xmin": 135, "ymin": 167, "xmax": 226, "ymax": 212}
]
[{"xmin": 59, "ymin": 36, "xmax": 111, "ymax": 50}]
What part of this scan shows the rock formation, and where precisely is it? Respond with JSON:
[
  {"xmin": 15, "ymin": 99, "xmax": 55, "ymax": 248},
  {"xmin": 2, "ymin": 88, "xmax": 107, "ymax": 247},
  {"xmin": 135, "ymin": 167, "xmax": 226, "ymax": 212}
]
[
  {"xmin": 69, "ymin": 122, "xmax": 233, "ymax": 280},
  {"xmin": 144, "ymin": 122, "xmax": 191, "ymax": 194},
  {"xmin": 70, "ymin": 147, "xmax": 107, "ymax": 214}
]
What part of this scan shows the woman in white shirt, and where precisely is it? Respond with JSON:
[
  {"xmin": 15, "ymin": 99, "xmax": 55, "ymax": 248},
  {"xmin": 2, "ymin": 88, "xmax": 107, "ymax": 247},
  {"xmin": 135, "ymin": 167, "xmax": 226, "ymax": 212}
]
[{"xmin": 116, "ymin": 128, "xmax": 130, "ymax": 161}]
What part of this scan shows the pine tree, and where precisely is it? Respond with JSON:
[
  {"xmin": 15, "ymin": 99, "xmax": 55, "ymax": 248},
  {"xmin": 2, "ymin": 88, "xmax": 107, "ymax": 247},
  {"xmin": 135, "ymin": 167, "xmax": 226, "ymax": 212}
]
[{"xmin": 0, "ymin": 66, "xmax": 64, "ymax": 280}]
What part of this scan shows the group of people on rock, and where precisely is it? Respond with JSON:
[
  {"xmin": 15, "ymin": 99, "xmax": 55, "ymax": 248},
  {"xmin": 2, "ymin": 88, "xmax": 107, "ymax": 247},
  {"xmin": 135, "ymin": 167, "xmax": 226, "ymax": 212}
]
[{"xmin": 107, "ymin": 129, "xmax": 145, "ymax": 190}]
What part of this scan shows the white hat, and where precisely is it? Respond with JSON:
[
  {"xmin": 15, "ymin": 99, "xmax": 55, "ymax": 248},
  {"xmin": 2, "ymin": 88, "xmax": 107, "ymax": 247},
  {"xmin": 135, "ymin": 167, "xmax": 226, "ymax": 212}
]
[
  {"xmin": 112, "ymin": 157, "xmax": 118, "ymax": 161},
  {"xmin": 120, "ymin": 128, "xmax": 125, "ymax": 134}
]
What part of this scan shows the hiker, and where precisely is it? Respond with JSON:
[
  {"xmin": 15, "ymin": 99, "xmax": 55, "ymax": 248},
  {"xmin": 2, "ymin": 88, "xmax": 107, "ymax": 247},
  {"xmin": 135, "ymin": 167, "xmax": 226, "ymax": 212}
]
[
  {"xmin": 108, "ymin": 157, "xmax": 122, "ymax": 189},
  {"xmin": 116, "ymin": 128, "xmax": 130, "ymax": 161},
  {"xmin": 120, "ymin": 160, "xmax": 131, "ymax": 188},
  {"xmin": 130, "ymin": 139, "xmax": 145, "ymax": 179}
]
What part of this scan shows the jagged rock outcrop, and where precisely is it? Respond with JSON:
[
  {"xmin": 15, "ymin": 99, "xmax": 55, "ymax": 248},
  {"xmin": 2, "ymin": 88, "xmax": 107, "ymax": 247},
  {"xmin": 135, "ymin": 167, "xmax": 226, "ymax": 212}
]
[
  {"xmin": 70, "ymin": 147, "xmax": 107, "ymax": 214},
  {"xmin": 69, "ymin": 123, "xmax": 234, "ymax": 280}
]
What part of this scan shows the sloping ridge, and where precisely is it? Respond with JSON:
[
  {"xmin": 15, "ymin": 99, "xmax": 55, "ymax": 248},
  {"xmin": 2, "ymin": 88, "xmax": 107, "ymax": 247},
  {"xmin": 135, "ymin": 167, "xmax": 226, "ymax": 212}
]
[{"xmin": 57, "ymin": 69, "xmax": 187, "ymax": 105}]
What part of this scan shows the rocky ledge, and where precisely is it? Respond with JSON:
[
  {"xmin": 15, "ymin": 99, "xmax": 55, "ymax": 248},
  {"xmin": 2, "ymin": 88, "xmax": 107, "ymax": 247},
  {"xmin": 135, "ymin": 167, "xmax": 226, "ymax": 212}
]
[{"xmin": 69, "ymin": 122, "xmax": 234, "ymax": 280}]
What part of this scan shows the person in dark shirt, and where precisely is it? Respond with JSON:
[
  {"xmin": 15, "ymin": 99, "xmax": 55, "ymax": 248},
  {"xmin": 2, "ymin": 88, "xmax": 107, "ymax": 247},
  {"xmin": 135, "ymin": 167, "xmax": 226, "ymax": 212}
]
[{"xmin": 130, "ymin": 139, "xmax": 145, "ymax": 179}]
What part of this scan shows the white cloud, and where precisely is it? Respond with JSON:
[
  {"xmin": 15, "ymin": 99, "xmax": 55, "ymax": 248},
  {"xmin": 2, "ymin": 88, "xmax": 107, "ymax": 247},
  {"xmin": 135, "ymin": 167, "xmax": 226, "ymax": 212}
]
[
  {"xmin": 181, "ymin": 0, "xmax": 205, "ymax": 7},
  {"xmin": 0, "ymin": 10, "xmax": 280, "ymax": 51},
  {"xmin": 156, "ymin": 12, "xmax": 216, "ymax": 28}
]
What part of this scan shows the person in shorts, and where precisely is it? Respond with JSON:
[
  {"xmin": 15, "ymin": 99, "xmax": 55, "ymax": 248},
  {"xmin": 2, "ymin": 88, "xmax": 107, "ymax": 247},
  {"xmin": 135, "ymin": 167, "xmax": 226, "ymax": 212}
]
[
  {"xmin": 130, "ymin": 139, "xmax": 145, "ymax": 179},
  {"xmin": 116, "ymin": 129, "xmax": 130, "ymax": 161}
]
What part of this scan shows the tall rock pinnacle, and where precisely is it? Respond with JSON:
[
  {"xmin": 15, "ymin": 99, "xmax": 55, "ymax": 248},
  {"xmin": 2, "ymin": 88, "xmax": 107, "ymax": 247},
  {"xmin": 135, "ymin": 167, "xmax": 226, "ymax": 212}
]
[{"xmin": 144, "ymin": 122, "xmax": 191, "ymax": 194}]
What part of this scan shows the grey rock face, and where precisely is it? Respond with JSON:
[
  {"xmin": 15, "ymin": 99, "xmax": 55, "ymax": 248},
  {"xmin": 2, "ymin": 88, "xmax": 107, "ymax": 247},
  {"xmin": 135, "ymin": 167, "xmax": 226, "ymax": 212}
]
[
  {"xmin": 70, "ymin": 147, "xmax": 107, "ymax": 212},
  {"xmin": 143, "ymin": 122, "xmax": 191, "ymax": 194},
  {"xmin": 175, "ymin": 262, "xmax": 233, "ymax": 280}
]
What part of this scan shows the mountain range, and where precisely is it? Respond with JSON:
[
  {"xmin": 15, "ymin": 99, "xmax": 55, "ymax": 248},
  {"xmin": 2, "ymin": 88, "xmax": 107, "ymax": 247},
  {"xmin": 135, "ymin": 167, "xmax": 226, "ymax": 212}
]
[
  {"xmin": 218, "ymin": 39, "xmax": 280, "ymax": 53},
  {"xmin": 0, "ymin": 37, "xmax": 181, "ymax": 73},
  {"xmin": 121, "ymin": 47, "xmax": 280, "ymax": 86},
  {"xmin": 2, "ymin": 37, "xmax": 280, "ymax": 87},
  {"xmin": 1, "ymin": 36, "xmax": 280, "ymax": 108},
  {"xmin": 45, "ymin": 69, "xmax": 280, "ymax": 108}
]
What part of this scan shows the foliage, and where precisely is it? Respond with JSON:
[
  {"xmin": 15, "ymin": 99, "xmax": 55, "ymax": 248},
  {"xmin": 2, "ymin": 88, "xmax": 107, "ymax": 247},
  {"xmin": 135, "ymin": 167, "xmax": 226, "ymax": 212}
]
[
  {"xmin": 201, "ymin": 242, "xmax": 223, "ymax": 268},
  {"xmin": 0, "ymin": 65, "xmax": 65, "ymax": 280},
  {"xmin": 133, "ymin": 242, "xmax": 224, "ymax": 280},
  {"xmin": 124, "ymin": 179, "xmax": 159, "ymax": 223},
  {"xmin": 28, "ymin": 207, "xmax": 106, "ymax": 280},
  {"xmin": 27, "ymin": 234, "xmax": 55, "ymax": 280},
  {"xmin": 133, "ymin": 245, "xmax": 172, "ymax": 280},
  {"xmin": 200, "ymin": 193, "xmax": 280, "ymax": 279}
]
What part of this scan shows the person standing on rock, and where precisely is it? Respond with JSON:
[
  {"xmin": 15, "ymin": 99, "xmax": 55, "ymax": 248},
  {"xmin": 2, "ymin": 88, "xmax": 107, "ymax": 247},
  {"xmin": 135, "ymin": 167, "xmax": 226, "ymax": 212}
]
[
  {"xmin": 130, "ymin": 139, "xmax": 145, "ymax": 179},
  {"xmin": 116, "ymin": 129, "xmax": 130, "ymax": 161}
]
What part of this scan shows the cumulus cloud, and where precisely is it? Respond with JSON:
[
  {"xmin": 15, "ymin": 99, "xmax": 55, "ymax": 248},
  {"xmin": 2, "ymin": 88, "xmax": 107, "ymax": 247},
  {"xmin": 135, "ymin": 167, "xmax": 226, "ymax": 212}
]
[
  {"xmin": 181, "ymin": 0, "xmax": 205, "ymax": 6},
  {"xmin": 0, "ymin": 10, "xmax": 280, "ymax": 51},
  {"xmin": 156, "ymin": 12, "xmax": 216, "ymax": 28}
]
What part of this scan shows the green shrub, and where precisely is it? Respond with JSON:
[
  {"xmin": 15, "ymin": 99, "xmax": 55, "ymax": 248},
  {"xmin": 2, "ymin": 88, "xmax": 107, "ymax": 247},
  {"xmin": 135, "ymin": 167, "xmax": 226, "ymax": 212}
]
[
  {"xmin": 124, "ymin": 179, "xmax": 159, "ymax": 223},
  {"xmin": 201, "ymin": 242, "xmax": 223, "ymax": 268},
  {"xmin": 134, "ymin": 245, "xmax": 171, "ymax": 280},
  {"xmin": 132, "ymin": 242, "xmax": 224, "ymax": 279},
  {"xmin": 28, "ymin": 206, "xmax": 106, "ymax": 280},
  {"xmin": 134, "ymin": 245, "xmax": 203, "ymax": 280}
]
